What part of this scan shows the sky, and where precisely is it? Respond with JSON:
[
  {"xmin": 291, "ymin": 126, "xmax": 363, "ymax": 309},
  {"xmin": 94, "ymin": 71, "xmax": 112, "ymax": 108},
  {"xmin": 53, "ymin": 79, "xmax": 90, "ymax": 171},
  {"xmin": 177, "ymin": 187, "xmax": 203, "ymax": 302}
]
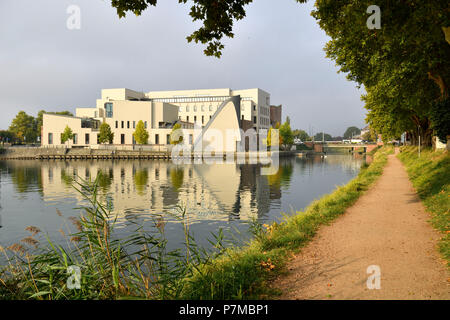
[{"xmin": 0, "ymin": 0, "xmax": 367, "ymax": 137}]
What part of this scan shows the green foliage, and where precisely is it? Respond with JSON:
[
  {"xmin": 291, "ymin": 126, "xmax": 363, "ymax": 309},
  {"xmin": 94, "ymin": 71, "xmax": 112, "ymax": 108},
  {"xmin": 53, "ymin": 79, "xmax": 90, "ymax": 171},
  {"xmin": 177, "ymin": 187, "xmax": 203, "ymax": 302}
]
[
  {"xmin": 110, "ymin": 0, "xmax": 307, "ymax": 58},
  {"xmin": 98, "ymin": 122, "xmax": 114, "ymax": 144},
  {"xmin": 279, "ymin": 122, "xmax": 294, "ymax": 150},
  {"xmin": 266, "ymin": 126, "xmax": 281, "ymax": 149},
  {"xmin": 313, "ymin": 0, "xmax": 450, "ymax": 146},
  {"xmin": 292, "ymin": 129, "xmax": 309, "ymax": 142},
  {"xmin": 133, "ymin": 120, "xmax": 149, "ymax": 145},
  {"xmin": 169, "ymin": 123, "xmax": 183, "ymax": 145},
  {"xmin": 61, "ymin": 126, "xmax": 74, "ymax": 145},
  {"xmin": 314, "ymin": 132, "xmax": 332, "ymax": 141},
  {"xmin": 429, "ymin": 98, "xmax": 450, "ymax": 143},
  {"xmin": 398, "ymin": 147, "xmax": 450, "ymax": 265},
  {"xmin": 343, "ymin": 126, "xmax": 361, "ymax": 139},
  {"xmin": 8, "ymin": 111, "xmax": 37, "ymax": 143},
  {"xmin": 0, "ymin": 130, "xmax": 15, "ymax": 143}
]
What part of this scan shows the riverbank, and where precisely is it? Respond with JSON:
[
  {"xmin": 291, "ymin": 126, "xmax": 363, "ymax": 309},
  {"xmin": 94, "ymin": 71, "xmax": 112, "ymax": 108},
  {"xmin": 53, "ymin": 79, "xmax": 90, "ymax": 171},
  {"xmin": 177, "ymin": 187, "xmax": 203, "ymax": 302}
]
[
  {"xmin": 0, "ymin": 148, "xmax": 389, "ymax": 299},
  {"xmin": 0, "ymin": 146, "xmax": 297, "ymax": 161},
  {"xmin": 271, "ymin": 148, "xmax": 449, "ymax": 299},
  {"xmin": 177, "ymin": 146, "xmax": 394, "ymax": 299}
]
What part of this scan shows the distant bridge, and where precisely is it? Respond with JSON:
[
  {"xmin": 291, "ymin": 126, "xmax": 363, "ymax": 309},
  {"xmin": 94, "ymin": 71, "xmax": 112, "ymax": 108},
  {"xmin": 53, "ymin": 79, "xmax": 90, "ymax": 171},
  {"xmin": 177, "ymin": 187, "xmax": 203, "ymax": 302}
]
[{"xmin": 304, "ymin": 142, "xmax": 378, "ymax": 154}]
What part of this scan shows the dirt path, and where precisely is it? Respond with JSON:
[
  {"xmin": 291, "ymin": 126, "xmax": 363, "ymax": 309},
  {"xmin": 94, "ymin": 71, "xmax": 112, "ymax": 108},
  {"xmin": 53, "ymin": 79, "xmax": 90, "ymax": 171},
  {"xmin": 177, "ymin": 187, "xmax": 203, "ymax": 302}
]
[{"xmin": 272, "ymin": 149, "xmax": 449, "ymax": 299}]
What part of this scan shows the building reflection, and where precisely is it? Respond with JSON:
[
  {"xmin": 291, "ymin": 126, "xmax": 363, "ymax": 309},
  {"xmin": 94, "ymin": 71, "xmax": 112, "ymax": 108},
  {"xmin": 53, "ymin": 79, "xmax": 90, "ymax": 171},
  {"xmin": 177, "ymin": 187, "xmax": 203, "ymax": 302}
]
[
  {"xmin": 1, "ymin": 153, "xmax": 366, "ymax": 224},
  {"xmin": 30, "ymin": 159, "xmax": 291, "ymax": 223}
]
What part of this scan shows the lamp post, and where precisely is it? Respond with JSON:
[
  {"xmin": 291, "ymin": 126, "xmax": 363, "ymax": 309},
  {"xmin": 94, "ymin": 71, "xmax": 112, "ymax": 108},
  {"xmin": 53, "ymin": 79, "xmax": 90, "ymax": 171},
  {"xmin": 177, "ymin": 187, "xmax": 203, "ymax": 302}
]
[{"xmin": 418, "ymin": 125, "xmax": 421, "ymax": 158}]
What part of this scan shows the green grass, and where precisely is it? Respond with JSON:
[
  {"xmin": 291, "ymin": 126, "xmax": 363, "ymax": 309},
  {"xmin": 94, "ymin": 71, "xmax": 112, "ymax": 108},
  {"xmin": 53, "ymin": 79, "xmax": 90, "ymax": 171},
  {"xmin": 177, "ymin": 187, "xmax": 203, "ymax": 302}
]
[
  {"xmin": 179, "ymin": 146, "xmax": 394, "ymax": 299},
  {"xmin": 397, "ymin": 146, "xmax": 450, "ymax": 266}
]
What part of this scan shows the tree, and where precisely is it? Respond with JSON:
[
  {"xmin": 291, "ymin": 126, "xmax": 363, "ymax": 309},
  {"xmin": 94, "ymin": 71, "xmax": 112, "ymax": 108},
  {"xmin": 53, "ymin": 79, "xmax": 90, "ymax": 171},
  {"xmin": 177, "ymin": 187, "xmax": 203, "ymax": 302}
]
[
  {"xmin": 133, "ymin": 120, "xmax": 149, "ymax": 144},
  {"xmin": 292, "ymin": 129, "xmax": 309, "ymax": 142},
  {"xmin": 0, "ymin": 130, "xmax": 15, "ymax": 143},
  {"xmin": 343, "ymin": 127, "xmax": 361, "ymax": 139},
  {"xmin": 279, "ymin": 121, "xmax": 294, "ymax": 151},
  {"xmin": 61, "ymin": 125, "xmax": 74, "ymax": 146},
  {"xmin": 312, "ymin": 0, "xmax": 450, "ymax": 146},
  {"xmin": 110, "ymin": 0, "xmax": 307, "ymax": 58},
  {"xmin": 98, "ymin": 122, "xmax": 114, "ymax": 144},
  {"xmin": 429, "ymin": 98, "xmax": 450, "ymax": 143},
  {"xmin": 266, "ymin": 125, "xmax": 281, "ymax": 150},
  {"xmin": 314, "ymin": 132, "xmax": 332, "ymax": 141},
  {"xmin": 9, "ymin": 111, "xmax": 37, "ymax": 143},
  {"xmin": 169, "ymin": 123, "xmax": 183, "ymax": 145}
]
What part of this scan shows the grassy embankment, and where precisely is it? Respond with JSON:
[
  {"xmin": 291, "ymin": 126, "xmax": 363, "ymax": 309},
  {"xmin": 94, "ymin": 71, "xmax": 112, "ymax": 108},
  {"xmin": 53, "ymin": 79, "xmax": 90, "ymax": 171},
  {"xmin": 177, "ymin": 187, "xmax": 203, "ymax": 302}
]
[
  {"xmin": 397, "ymin": 146, "xmax": 449, "ymax": 266},
  {"xmin": 0, "ymin": 146, "xmax": 393, "ymax": 300},
  {"xmin": 179, "ymin": 146, "xmax": 393, "ymax": 299}
]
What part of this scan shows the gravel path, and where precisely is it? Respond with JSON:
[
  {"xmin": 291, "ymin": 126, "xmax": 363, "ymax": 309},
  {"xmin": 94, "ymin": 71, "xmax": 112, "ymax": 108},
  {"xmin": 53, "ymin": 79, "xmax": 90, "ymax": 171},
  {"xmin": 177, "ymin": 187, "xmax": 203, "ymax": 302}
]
[{"xmin": 272, "ymin": 150, "xmax": 449, "ymax": 299}]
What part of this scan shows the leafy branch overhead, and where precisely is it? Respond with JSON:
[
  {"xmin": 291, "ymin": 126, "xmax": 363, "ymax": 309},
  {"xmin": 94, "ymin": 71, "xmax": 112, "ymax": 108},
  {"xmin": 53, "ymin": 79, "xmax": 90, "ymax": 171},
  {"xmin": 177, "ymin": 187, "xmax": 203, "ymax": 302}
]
[{"xmin": 110, "ymin": 0, "xmax": 307, "ymax": 58}]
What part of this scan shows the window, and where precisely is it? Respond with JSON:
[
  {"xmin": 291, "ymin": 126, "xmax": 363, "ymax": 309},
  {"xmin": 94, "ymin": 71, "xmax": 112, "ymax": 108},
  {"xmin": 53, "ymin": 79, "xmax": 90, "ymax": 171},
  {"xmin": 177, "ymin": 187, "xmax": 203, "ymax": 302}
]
[
  {"xmin": 121, "ymin": 121, "xmax": 124, "ymax": 129},
  {"xmin": 48, "ymin": 133, "xmax": 53, "ymax": 144},
  {"xmin": 121, "ymin": 134, "xmax": 125, "ymax": 145},
  {"xmin": 194, "ymin": 116, "xmax": 197, "ymax": 122},
  {"xmin": 253, "ymin": 116, "xmax": 257, "ymax": 124},
  {"xmin": 202, "ymin": 116, "xmax": 204, "ymax": 124},
  {"xmin": 105, "ymin": 103, "xmax": 113, "ymax": 118},
  {"xmin": 132, "ymin": 135, "xmax": 136, "ymax": 145},
  {"xmin": 73, "ymin": 134, "xmax": 78, "ymax": 144},
  {"xmin": 94, "ymin": 111, "xmax": 98, "ymax": 118},
  {"xmin": 186, "ymin": 116, "xmax": 189, "ymax": 122},
  {"xmin": 85, "ymin": 133, "xmax": 89, "ymax": 144},
  {"xmin": 115, "ymin": 121, "xmax": 118, "ymax": 129},
  {"xmin": 253, "ymin": 105, "xmax": 256, "ymax": 111},
  {"xmin": 201, "ymin": 105, "xmax": 205, "ymax": 112},
  {"xmin": 133, "ymin": 121, "xmax": 135, "ymax": 129},
  {"xmin": 167, "ymin": 134, "xmax": 170, "ymax": 145},
  {"xmin": 127, "ymin": 121, "xmax": 130, "ymax": 129},
  {"xmin": 97, "ymin": 134, "xmax": 100, "ymax": 144},
  {"xmin": 155, "ymin": 134, "xmax": 159, "ymax": 145},
  {"xmin": 189, "ymin": 134, "xmax": 193, "ymax": 144},
  {"xmin": 186, "ymin": 106, "xmax": 190, "ymax": 112},
  {"xmin": 144, "ymin": 121, "xmax": 147, "ymax": 128}
]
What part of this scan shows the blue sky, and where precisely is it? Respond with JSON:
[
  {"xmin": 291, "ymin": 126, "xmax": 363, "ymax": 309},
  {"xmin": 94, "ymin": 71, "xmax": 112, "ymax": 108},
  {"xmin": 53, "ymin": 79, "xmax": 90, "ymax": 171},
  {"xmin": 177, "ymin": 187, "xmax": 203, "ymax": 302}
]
[{"xmin": 0, "ymin": 0, "xmax": 366, "ymax": 136}]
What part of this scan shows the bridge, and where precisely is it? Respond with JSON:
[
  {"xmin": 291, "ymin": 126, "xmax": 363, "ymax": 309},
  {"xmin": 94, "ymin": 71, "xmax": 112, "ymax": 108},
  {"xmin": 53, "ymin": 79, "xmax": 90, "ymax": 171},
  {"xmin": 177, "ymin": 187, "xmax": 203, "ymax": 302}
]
[{"xmin": 304, "ymin": 142, "xmax": 379, "ymax": 154}]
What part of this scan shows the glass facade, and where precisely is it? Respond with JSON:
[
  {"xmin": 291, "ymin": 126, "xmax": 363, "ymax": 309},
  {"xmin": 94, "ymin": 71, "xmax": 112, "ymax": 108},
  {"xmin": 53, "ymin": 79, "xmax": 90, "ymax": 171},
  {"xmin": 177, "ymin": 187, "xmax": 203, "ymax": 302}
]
[{"xmin": 105, "ymin": 103, "xmax": 113, "ymax": 118}]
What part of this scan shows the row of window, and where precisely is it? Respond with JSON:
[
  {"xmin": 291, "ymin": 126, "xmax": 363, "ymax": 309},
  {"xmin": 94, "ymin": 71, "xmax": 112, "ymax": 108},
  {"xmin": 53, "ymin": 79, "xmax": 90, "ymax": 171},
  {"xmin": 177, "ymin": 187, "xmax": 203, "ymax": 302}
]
[
  {"xmin": 115, "ymin": 120, "xmax": 148, "ymax": 129},
  {"xmin": 48, "ymin": 132, "xmax": 195, "ymax": 145},
  {"xmin": 182, "ymin": 115, "xmax": 212, "ymax": 124}
]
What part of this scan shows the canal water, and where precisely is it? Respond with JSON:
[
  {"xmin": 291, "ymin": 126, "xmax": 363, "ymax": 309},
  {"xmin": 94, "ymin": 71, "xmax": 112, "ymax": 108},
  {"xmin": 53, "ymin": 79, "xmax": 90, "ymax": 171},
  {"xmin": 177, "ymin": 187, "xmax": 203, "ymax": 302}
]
[{"xmin": 0, "ymin": 154, "xmax": 367, "ymax": 256}]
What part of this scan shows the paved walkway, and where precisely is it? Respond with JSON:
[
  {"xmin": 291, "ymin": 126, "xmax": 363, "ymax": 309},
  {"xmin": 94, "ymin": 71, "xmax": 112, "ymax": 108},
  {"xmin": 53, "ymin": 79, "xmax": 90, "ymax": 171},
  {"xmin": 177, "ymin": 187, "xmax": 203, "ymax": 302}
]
[{"xmin": 272, "ymin": 150, "xmax": 449, "ymax": 299}]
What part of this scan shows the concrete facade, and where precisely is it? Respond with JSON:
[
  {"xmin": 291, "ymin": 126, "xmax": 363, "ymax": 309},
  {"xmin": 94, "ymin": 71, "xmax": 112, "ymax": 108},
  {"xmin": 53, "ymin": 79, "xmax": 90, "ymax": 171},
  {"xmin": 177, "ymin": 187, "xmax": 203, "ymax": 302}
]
[{"xmin": 42, "ymin": 87, "xmax": 276, "ymax": 151}]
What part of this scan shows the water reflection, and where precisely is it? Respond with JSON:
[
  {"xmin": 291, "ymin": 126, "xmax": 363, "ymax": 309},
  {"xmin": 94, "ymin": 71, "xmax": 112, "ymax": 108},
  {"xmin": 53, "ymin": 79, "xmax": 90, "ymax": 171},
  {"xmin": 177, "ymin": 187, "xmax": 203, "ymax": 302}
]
[{"xmin": 0, "ymin": 155, "xmax": 365, "ymax": 248}]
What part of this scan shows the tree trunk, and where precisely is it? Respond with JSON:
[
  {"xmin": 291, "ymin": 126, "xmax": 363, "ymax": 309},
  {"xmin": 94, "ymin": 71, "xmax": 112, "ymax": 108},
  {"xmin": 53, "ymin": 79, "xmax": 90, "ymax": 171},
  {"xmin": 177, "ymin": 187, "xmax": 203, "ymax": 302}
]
[{"xmin": 428, "ymin": 71, "xmax": 448, "ymax": 99}]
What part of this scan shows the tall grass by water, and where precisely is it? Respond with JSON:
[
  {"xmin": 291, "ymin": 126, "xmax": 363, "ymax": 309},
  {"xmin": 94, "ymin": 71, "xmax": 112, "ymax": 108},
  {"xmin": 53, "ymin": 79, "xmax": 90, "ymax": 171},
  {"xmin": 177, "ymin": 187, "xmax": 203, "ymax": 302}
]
[
  {"xmin": 398, "ymin": 146, "xmax": 449, "ymax": 266},
  {"xmin": 0, "ymin": 147, "xmax": 393, "ymax": 300},
  {"xmin": 0, "ymin": 176, "xmax": 228, "ymax": 300}
]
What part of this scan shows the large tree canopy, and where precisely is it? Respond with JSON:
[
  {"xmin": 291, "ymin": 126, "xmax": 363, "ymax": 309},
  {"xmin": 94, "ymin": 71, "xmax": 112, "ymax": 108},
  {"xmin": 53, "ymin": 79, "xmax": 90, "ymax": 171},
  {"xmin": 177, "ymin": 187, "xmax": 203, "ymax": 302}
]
[
  {"xmin": 110, "ymin": 0, "xmax": 307, "ymax": 57},
  {"xmin": 312, "ymin": 0, "xmax": 450, "ymax": 145}
]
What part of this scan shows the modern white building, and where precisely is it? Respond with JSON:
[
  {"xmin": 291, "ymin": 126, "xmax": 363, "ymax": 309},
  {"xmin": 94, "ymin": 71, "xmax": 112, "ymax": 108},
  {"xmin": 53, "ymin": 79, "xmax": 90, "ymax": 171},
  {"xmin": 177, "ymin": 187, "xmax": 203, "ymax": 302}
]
[{"xmin": 42, "ymin": 87, "xmax": 273, "ymax": 150}]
